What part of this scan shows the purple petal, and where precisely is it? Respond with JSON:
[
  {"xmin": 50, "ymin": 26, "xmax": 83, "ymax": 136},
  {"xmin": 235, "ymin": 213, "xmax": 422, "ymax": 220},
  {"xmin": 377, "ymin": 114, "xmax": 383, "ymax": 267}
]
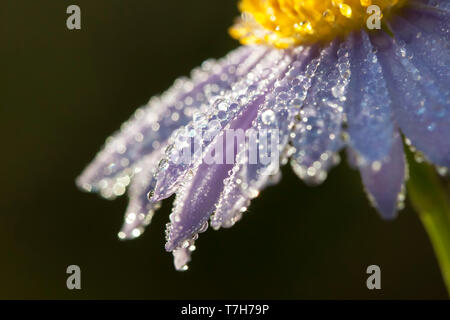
[
  {"xmin": 210, "ymin": 161, "xmax": 282, "ymax": 230},
  {"xmin": 290, "ymin": 40, "xmax": 348, "ymax": 184},
  {"xmin": 209, "ymin": 175, "xmax": 251, "ymax": 230},
  {"xmin": 390, "ymin": 13, "xmax": 449, "ymax": 89},
  {"xmin": 417, "ymin": 0, "xmax": 450, "ymax": 12},
  {"xmin": 358, "ymin": 131, "xmax": 407, "ymax": 219},
  {"xmin": 343, "ymin": 32, "xmax": 394, "ymax": 164},
  {"xmin": 373, "ymin": 30, "xmax": 450, "ymax": 168},
  {"xmin": 118, "ymin": 152, "xmax": 163, "ymax": 240},
  {"xmin": 165, "ymin": 89, "xmax": 262, "ymax": 251},
  {"xmin": 172, "ymin": 248, "xmax": 192, "ymax": 271}
]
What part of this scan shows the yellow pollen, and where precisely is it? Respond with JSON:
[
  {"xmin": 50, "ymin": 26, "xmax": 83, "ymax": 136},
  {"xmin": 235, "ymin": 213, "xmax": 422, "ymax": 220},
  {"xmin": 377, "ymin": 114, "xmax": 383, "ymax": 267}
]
[
  {"xmin": 339, "ymin": 4, "xmax": 353, "ymax": 18},
  {"xmin": 230, "ymin": 0, "xmax": 407, "ymax": 48}
]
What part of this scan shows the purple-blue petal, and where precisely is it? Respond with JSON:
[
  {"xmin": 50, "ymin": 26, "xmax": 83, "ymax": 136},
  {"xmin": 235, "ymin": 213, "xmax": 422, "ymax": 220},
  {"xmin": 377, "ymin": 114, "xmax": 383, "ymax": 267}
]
[
  {"xmin": 390, "ymin": 13, "xmax": 449, "ymax": 89},
  {"xmin": 357, "ymin": 131, "xmax": 407, "ymax": 219},
  {"xmin": 344, "ymin": 31, "xmax": 394, "ymax": 164},
  {"xmin": 290, "ymin": 40, "xmax": 348, "ymax": 184},
  {"xmin": 118, "ymin": 153, "xmax": 163, "ymax": 240},
  {"xmin": 172, "ymin": 248, "xmax": 192, "ymax": 271},
  {"xmin": 165, "ymin": 93, "xmax": 261, "ymax": 251},
  {"xmin": 373, "ymin": 30, "xmax": 450, "ymax": 168}
]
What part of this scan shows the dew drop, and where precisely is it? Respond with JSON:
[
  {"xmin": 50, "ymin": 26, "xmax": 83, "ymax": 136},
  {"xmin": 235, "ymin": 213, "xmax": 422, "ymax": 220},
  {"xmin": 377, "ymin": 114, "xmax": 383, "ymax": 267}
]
[
  {"xmin": 158, "ymin": 159, "xmax": 169, "ymax": 171},
  {"xmin": 261, "ymin": 109, "xmax": 276, "ymax": 125}
]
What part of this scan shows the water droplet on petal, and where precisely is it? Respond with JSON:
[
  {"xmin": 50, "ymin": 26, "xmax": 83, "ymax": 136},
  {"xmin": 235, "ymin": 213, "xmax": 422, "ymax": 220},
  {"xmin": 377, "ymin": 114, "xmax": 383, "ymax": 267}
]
[{"xmin": 261, "ymin": 109, "xmax": 276, "ymax": 125}]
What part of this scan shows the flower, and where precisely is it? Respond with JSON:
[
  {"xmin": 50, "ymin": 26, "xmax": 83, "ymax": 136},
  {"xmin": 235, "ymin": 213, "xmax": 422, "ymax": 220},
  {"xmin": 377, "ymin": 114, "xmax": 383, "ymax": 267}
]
[{"xmin": 77, "ymin": 0, "xmax": 449, "ymax": 271}]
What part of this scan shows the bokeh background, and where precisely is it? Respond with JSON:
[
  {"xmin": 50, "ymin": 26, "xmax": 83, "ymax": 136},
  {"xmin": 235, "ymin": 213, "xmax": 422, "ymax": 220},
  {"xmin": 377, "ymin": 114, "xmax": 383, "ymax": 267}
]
[{"xmin": 1, "ymin": 0, "xmax": 447, "ymax": 299}]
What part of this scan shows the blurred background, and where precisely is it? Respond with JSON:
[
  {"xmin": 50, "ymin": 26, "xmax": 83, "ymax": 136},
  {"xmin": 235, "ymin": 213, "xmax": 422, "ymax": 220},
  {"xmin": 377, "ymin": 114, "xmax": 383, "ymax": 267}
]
[{"xmin": 0, "ymin": 0, "xmax": 447, "ymax": 299}]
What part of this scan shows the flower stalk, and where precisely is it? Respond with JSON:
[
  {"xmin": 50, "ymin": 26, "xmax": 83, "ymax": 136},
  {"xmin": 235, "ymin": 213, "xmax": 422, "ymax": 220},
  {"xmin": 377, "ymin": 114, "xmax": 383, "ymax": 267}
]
[{"xmin": 406, "ymin": 150, "xmax": 450, "ymax": 296}]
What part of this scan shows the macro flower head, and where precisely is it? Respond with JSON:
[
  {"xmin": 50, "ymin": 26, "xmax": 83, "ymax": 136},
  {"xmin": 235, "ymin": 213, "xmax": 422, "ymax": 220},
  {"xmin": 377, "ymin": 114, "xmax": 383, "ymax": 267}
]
[{"xmin": 78, "ymin": 0, "xmax": 450, "ymax": 271}]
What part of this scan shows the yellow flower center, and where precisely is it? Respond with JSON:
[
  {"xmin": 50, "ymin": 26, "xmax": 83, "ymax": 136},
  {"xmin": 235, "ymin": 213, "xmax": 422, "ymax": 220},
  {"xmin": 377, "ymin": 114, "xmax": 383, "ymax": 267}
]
[{"xmin": 230, "ymin": 0, "xmax": 407, "ymax": 48}]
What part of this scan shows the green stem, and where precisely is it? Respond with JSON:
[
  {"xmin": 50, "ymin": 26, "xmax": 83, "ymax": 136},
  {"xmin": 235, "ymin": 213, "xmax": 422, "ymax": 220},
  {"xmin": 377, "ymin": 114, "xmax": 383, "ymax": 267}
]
[{"xmin": 406, "ymin": 151, "xmax": 450, "ymax": 296}]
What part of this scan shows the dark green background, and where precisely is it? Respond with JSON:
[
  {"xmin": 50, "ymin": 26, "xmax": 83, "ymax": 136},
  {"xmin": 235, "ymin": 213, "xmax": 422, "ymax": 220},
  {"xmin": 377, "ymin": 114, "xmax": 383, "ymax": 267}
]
[{"xmin": 0, "ymin": 0, "xmax": 447, "ymax": 299}]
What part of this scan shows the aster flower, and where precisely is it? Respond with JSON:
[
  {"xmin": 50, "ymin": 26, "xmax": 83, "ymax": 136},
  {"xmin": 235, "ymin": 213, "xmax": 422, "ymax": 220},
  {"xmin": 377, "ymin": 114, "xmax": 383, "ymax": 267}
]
[{"xmin": 78, "ymin": 0, "xmax": 450, "ymax": 278}]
